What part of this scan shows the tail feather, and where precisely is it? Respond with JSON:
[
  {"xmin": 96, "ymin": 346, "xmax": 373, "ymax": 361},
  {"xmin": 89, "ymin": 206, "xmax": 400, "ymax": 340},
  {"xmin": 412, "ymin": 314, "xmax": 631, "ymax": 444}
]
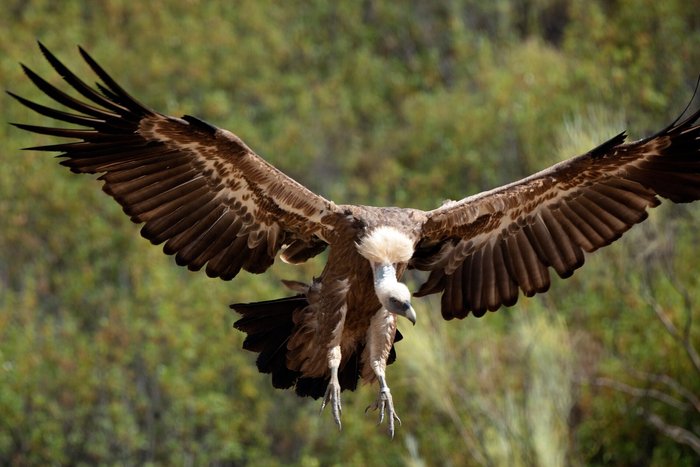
[
  {"xmin": 232, "ymin": 295, "xmax": 303, "ymax": 391},
  {"xmin": 231, "ymin": 295, "xmax": 403, "ymax": 399}
]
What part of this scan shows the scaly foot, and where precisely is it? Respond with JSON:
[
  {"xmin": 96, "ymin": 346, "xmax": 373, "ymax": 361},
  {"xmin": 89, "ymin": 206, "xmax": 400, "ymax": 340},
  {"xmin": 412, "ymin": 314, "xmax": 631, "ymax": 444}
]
[
  {"xmin": 321, "ymin": 379, "xmax": 342, "ymax": 430},
  {"xmin": 366, "ymin": 387, "xmax": 401, "ymax": 437}
]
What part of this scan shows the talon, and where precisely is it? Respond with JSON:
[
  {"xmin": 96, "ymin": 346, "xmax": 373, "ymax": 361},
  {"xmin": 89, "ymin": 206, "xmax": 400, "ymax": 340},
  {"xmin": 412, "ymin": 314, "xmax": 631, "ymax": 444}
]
[
  {"xmin": 367, "ymin": 387, "xmax": 401, "ymax": 437},
  {"xmin": 321, "ymin": 380, "xmax": 343, "ymax": 430}
]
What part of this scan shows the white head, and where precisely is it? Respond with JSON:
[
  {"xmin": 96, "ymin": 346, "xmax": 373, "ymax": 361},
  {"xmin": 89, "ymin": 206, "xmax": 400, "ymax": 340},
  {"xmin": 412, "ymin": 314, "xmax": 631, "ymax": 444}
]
[
  {"xmin": 374, "ymin": 275, "xmax": 416, "ymax": 324},
  {"xmin": 357, "ymin": 227, "xmax": 417, "ymax": 324}
]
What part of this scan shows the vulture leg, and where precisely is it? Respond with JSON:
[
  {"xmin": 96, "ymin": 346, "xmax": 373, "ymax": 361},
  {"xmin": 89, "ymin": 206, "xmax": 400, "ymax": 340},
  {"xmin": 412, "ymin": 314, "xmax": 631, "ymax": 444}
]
[
  {"xmin": 364, "ymin": 308, "xmax": 401, "ymax": 437},
  {"xmin": 365, "ymin": 375, "xmax": 401, "ymax": 438},
  {"xmin": 320, "ymin": 345, "xmax": 342, "ymax": 430}
]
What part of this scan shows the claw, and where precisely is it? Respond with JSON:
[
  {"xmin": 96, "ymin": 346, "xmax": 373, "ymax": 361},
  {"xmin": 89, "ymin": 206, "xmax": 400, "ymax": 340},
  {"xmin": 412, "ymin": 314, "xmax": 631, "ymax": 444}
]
[
  {"xmin": 366, "ymin": 387, "xmax": 401, "ymax": 437},
  {"xmin": 321, "ymin": 379, "xmax": 342, "ymax": 430}
]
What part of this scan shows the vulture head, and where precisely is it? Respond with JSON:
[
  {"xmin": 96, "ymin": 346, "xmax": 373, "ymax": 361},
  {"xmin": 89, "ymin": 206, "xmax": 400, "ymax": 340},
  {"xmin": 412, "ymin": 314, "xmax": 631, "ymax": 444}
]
[
  {"xmin": 357, "ymin": 226, "xmax": 417, "ymax": 324},
  {"xmin": 375, "ymin": 279, "xmax": 416, "ymax": 325}
]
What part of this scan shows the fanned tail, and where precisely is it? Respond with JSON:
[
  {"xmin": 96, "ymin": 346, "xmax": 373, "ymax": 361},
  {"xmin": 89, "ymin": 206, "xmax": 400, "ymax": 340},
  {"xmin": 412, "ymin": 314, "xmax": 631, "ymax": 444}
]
[
  {"xmin": 232, "ymin": 295, "xmax": 306, "ymax": 392},
  {"xmin": 231, "ymin": 293, "xmax": 403, "ymax": 399}
]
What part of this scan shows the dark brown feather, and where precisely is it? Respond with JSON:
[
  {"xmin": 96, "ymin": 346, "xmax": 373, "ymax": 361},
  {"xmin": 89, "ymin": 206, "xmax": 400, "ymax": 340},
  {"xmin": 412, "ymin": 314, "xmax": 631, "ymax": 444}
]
[
  {"xmin": 415, "ymin": 97, "xmax": 700, "ymax": 318},
  {"xmin": 187, "ymin": 217, "xmax": 243, "ymax": 271},
  {"xmin": 494, "ymin": 240, "xmax": 519, "ymax": 307},
  {"xmin": 10, "ymin": 44, "xmax": 339, "ymax": 283},
  {"xmin": 167, "ymin": 204, "xmax": 227, "ymax": 256}
]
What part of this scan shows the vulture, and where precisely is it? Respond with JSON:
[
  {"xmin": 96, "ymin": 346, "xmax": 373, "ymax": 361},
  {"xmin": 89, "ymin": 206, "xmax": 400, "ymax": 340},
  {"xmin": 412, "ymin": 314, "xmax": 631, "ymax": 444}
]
[{"xmin": 10, "ymin": 43, "xmax": 700, "ymax": 437}]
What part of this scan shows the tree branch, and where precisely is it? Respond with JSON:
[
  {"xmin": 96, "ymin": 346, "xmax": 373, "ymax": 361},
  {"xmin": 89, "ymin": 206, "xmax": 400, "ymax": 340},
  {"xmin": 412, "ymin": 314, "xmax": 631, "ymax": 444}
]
[
  {"xmin": 629, "ymin": 369, "xmax": 700, "ymax": 415},
  {"xmin": 645, "ymin": 412, "xmax": 700, "ymax": 455},
  {"xmin": 592, "ymin": 377, "xmax": 688, "ymax": 411},
  {"xmin": 649, "ymin": 297, "xmax": 700, "ymax": 376}
]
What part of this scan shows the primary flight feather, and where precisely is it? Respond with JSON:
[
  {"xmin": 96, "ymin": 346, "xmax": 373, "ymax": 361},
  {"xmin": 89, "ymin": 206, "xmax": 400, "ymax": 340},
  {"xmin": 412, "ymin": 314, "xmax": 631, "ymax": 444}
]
[{"xmin": 10, "ymin": 43, "xmax": 700, "ymax": 437}]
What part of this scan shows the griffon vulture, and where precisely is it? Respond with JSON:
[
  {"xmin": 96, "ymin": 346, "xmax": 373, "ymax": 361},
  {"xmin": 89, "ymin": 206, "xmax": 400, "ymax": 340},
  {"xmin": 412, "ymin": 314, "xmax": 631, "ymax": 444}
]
[{"xmin": 10, "ymin": 43, "xmax": 700, "ymax": 437}]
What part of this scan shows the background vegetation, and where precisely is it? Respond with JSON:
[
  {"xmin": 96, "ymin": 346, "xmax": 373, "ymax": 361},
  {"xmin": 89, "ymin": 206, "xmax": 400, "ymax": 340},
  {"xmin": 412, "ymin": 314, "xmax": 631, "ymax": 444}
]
[{"xmin": 2, "ymin": 0, "xmax": 700, "ymax": 465}]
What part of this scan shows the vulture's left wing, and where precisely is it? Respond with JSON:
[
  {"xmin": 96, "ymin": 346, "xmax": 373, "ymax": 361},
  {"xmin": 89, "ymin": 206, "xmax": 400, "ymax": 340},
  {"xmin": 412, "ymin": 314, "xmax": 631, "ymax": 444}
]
[
  {"xmin": 9, "ymin": 43, "xmax": 340, "ymax": 280},
  {"xmin": 413, "ymin": 101, "xmax": 700, "ymax": 319}
]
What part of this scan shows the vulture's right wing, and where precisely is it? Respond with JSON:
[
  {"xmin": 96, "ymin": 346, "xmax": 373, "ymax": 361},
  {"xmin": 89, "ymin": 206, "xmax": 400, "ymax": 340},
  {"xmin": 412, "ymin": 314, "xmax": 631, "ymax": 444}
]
[{"xmin": 9, "ymin": 43, "xmax": 342, "ymax": 280}]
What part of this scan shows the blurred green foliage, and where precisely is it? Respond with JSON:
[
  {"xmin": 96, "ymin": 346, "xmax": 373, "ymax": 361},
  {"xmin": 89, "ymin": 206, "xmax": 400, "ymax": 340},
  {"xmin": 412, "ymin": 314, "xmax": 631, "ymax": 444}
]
[{"xmin": 2, "ymin": 0, "xmax": 700, "ymax": 465}]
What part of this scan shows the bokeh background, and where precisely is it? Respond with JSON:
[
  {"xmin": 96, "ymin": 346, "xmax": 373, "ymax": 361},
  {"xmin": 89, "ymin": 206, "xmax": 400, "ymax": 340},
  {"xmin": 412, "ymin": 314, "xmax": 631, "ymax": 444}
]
[{"xmin": 2, "ymin": 1, "xmax": 700, "ymax": 465}]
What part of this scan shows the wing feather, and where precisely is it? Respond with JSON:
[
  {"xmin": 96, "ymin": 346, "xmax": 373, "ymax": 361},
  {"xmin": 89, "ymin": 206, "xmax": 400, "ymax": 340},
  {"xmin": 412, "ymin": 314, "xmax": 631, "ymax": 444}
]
[
  {"xmin": 10, "ymin": 43, "xmax": 341, "ymax": 280},
  {"xmin": 468, "ymin": 247, "xmax": 485, "ymax": 317},
  {"xmin": 494, "ymin": 239, "xmax": 519, "ymax": 307},
  {"xmin": 186, "ymin": 217, "xmax": 243, "ymax": 271},
  {"xmin": 414, "ymin": 102, "xmax": 700, "ymax": 317},
  {"xmin": 207, "ymin": 235, "xmax": 250, "ymax": 280},
  {"xmin": 165, "ymin": 203, "xmax": 226, "ymax": 255}
]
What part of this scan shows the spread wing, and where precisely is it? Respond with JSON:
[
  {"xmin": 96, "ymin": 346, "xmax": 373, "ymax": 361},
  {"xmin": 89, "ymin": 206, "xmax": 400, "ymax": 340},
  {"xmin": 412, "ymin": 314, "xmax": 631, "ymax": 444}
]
[
  {"xmin": 9, "ymin": 43, "xmax": 340, "ymax": 280},
  {"xmin": 412, "ymin": 100, "xmax": 700, "ymax": 319}
]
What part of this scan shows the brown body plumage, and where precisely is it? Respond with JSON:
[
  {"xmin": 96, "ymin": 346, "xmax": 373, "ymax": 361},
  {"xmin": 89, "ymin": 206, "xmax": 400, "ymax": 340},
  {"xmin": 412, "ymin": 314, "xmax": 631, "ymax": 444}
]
[{"xmin": 10, "ymin": 43, "xmax": 700, "ymax": 436}]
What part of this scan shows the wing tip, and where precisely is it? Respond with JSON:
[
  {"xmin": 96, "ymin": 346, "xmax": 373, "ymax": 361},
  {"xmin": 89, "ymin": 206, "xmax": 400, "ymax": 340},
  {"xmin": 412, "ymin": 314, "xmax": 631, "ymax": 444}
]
[{"xmin": 586, "ymin": 131, "xmax": 627, "ymax": 158}]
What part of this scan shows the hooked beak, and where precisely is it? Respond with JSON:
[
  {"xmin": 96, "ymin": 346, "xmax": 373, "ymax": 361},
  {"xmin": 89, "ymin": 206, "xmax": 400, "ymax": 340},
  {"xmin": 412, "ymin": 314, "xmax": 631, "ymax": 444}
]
[{"xmin": 397, "ymin": 304, "xmax": 417, "ymax": 326}]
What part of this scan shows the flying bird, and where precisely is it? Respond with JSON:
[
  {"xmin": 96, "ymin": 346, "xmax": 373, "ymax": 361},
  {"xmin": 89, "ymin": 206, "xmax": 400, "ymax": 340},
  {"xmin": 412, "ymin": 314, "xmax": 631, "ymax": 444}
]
[{"xmin": 10, "ymin": 43, "xmax": 700, "ymax": 437}]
